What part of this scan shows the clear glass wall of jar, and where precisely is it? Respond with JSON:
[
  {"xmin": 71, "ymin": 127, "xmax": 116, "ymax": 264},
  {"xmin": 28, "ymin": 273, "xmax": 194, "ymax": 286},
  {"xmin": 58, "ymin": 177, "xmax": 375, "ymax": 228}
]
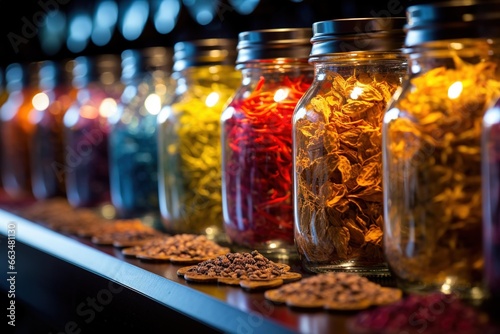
[
  {"xmin": 382, "ymin": 2, "xmax": 500, "ymax": 300},
  {"xmin": 482, "ymin": 97, "xmax": 500, "ymax": 310},
  {"xmin": 0, "ymin": 67, "xmax": 7, "ymax": 192},
  {"xmin": 0, "ymin": 62, "xmax": 42, "ymax": 200},
  {"xmin": 221, "ymin": 28, "xmax": 314, "ymax": 255},
  {"xmin": 109, "ymin": 47, "xmax": 175, "ymax": 219},
  {"xmin": 157, "ymin": 39, "xmax": 241, "ymax": 242},
  {"xmin": 293, "ymin": 18, "xmax": 407, "ymax": 275},
  {"xmin": 30, "ymin": 59, "xmax": 77, "ymax": 200},
  {"xmin": 63, "ymin": 55, "xmax": 123, "ymax": 208}
]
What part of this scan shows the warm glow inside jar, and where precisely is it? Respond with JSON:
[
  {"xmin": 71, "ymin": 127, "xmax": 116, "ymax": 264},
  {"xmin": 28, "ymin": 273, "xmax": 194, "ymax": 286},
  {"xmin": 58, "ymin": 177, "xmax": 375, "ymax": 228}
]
[
  {"xmin": 383, "ymin": 1, "xmax": 500, "ymax": 300},
  {"xmin": 293, "ymin": 18, "xmax": 407, "ymax": 275},
  {"xmin": 63, "ymin": 55, "xmax": 123, "ymax": 209},
  {"xmin": 0, "ymin": 62, "xmax": 42, "ymax": 199},
  {"xmin": 221, "ymin": 28, "xmax": 314, "ymax": 255},
  {"xmin": 30, "ymin": 59, "xmax": 77, "ymax": 200},
  {"xmin": 157, "ymin": 39, "xmax": 241, "ymax": 242}
]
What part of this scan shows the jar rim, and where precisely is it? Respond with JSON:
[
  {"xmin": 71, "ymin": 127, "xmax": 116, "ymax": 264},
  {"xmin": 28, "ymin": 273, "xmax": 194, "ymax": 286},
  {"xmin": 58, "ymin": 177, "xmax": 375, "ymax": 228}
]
[
  {"xmin": 173, "ymin": 38, "xmax": 237, "ymax": 72},
  {"xmin": 310, "ymin": 17, "xmax": 406, "ymax": 55},
  {"xmin": 405, "ymin": 0, "xmax": 500, "ymax": 47},
  {"xmin": 236, "ymin": 27, "xmax": 313, "ymax": 64}
]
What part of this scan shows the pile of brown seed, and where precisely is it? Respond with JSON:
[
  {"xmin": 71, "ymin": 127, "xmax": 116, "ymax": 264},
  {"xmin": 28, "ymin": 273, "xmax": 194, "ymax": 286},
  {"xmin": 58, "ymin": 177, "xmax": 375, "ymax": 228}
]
[
  {"xmin": 264, "ymin": 272, "xmax": 402, "ymax": 310},
  {"xmin": 185, "ymin": 250, "xmax": 289, "ymax": 280},
  {"xmin": 125, "ymin": 234, "xmax": 230, "ymax": 262}
]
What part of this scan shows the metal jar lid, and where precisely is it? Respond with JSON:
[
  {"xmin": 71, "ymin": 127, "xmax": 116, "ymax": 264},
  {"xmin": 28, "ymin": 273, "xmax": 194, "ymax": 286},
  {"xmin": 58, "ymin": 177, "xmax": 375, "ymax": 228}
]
[
  {"xmin": 121, "ymin": 46, "xmax": 173, "ymax": 83},
  {"xmin": 405, "ymin": 0, "xmax": 500, "ymax": 47},
  {"xmin": 173, "ymin": 38, "xmax": 237, "ymax": 72},
  {"xmin": 236, "ymin": 28, "xmax": 313, "ymax": 65},
  {"xmin": 310, "ymin": 17, "xmax": 407, "ymax": 55},
  {"xmin": 72, "ymin": 54, "xmax": 121, "ymax": 88}
]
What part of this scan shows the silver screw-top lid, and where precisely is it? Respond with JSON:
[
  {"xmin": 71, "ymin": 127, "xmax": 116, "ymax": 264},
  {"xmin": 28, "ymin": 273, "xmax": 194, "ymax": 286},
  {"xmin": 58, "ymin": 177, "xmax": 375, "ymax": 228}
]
[
  {"xmin": 235, "ymin": 28, "xmax": 313, "ymax": 65},
  {"xmin": 310, "ymin": 17, "xmax": 407, "ymax": 55},
  {"xmin": 173, "ymin": 38, "xmax": 237, "ymax": 72},
  {"xmin": 405, "ymin": 0, "xmax": 500, "ymax": 47}
]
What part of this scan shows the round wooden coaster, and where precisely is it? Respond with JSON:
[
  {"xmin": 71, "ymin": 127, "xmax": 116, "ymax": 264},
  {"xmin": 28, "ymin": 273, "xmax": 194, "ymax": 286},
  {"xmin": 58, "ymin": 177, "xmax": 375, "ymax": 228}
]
[{"xmin": 239, "ymin": 279, "xmax": 284, "ymax": 290}]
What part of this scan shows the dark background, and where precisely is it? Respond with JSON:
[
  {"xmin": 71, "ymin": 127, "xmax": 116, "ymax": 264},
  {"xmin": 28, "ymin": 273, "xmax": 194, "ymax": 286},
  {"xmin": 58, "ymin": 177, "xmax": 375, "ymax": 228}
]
[{"xmin": 0, "ymin": 0, "xmax": 413, "ymax": 68}]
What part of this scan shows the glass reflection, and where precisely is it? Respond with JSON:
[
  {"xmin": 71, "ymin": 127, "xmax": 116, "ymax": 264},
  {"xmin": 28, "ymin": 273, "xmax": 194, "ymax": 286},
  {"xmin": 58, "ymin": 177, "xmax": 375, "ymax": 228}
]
[
  {"xmin": 40, "ymin": 10, "xmax": 67, "ymax": 55},
  {"xmin": 67, "ymin": 12, "xmax": 93, "ymax": 53},
  {"xmin": 92, "ymin": 0, "xmax": 119, "ymax": 46},
  {"xmin": 121, "ymin": 0, "xmax": 149, "ymax": 41},
  {"xmin": 153, "ymin": 0, "xmax": 181, "ymax": 34}
]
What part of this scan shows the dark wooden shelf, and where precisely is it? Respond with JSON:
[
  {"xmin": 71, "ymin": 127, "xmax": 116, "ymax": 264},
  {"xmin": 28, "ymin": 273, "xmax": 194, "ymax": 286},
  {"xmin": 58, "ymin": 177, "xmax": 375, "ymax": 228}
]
[{"xmin": 0, "ymin": 205, "xmax": 354, "ymax": 334}]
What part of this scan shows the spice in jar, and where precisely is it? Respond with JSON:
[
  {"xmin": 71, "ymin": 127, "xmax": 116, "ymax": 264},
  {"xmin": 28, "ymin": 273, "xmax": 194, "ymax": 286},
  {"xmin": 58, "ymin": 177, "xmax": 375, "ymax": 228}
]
[
  {"xmin": 382, "ymin": 1, "xmax": 500, "ymax": 299},
  {"xmin": 109, "ymin": 47, "xmax": 175, "ymax": 218},
  {"xmin": 293, "ymin": 18, "xmax": 407, "ymax": 275},
  {"xmin": 158, "ymin": 38, "xmax": 241, "ymax": 242},
  {"xmin": 221, "ymin": 28, "xmax": 313, "ymax": 254}
]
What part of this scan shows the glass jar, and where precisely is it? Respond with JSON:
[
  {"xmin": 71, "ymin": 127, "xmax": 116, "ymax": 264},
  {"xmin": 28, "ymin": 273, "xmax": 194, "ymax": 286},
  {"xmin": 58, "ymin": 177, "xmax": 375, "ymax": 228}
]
[
  {"xmin": 63, "ymin": 55, "xmax": 123, "ymax": 208},
  {"xmin": 0, "ymin": 67, "xmax": 7, "ymax": 192},
  {"xmin": 30, "ymin": 59, "xmax": 77, "ymax": 200},
  {"xmin": 482, "ymin": 97, "xmax": 500, "ymax": 309},
  {"xmin": 383, "ymin": 1, "xmax": 500, "ymax": 300},
  {"xmin": 0, "ymin": 62, "xmax": 42, "ymax": 199},
  {"xmin": 293, "ymin": 17, "xmax": 407, "ymax": 275},
  {"xmin": 221, "ymin": 28, "xmax": 314, "ymax": 255},
  {"xmin": 157, "ymin": 38, "xmax": 241, "ymax": 242},
  {"xmin": 109, "ymin": 47, "xmax": 175, "ymax": 218}
]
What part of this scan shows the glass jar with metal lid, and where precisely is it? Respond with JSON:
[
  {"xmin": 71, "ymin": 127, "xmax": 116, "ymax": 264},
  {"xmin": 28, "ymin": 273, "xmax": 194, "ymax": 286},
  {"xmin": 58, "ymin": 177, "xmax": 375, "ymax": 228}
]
[
  {"xmin": 383, "ymin": 1, "xmax": 500, "ymax": 300},
  {"xmin": 30, "ymin": 59, "xmax": 77, "ymax": 200},
  {"xmin": 221, "ymin": 28, "xmax": 314, "ymax": 255},
  {"xmin": 109, "ymin": 47, "xmax": 175, "ymax": 219},
  {"xmin": 1, "ymin": 62, "xmax": 43, "ymax": 199},
  {"xmin": 157, "ymin": 38, "xmax": 241, "ymax": 242},
  {"xmin": 293, "ymin": 17, "xmax": 407, "ymax": 275},
  {"xmin": 63, "ymin": 54, "xmax": 123, "ymax": 209}
]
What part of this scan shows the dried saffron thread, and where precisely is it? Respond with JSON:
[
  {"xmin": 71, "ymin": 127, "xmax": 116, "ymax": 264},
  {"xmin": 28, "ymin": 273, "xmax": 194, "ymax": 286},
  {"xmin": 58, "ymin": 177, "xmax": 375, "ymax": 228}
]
[{"xmin": 223, "ymin": 75, "xmax": 311, "ymax": 246}]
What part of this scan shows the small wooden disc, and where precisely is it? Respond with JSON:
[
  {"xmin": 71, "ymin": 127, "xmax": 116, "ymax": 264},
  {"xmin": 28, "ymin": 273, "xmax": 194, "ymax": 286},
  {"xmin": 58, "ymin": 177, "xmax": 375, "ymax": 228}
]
[
  {"xmin": 324, "ymin": 298, "xmax": 372, "ymax": 311},
  {"xmin": 280, "ymin": 272, "xmax": 302, "ymax": 283},
  {"xmin": 121, "ymin": 247, "xmax": 143, "ymax": 257},
  {"xmin": 239, "ymin": 279, "xmax": 284, "ymax": 290},
  {"xmin": 176, "ymin": 266, "xmax": 196, "ymax": 276},
  {"xmin": 183, "ymin": 273, "xmax": 219, "ymax": 283},
  {"xmin": 217, "ymin": 277, "xmax": 242, "ymax": 286},
  {"xmin": 285, "ymin": 296, "xmax": 325, "ymax": 309},
  {"xmin": 264, "ymin": 289, "xmax": 287, "ymax": 304}
]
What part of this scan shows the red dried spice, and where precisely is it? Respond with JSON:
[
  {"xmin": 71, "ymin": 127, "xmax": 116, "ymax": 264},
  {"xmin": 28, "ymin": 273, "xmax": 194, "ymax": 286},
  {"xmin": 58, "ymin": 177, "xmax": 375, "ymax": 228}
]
[
  {"xmin": 347, "ymin": 293, "xmax": 497, "ymax": 334},
  {"xmin": 222, "ymin": 75, "xmax": 311, "ymax": 248}
]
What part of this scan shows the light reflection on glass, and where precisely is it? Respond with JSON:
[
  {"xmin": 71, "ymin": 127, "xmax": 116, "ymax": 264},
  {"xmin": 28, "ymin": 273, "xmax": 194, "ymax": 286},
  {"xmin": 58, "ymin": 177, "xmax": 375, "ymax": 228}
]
[
  {"xmin": 40, "ymin": 10, "xmax": 67, "ymax": 55},
  {"xmin": 92, "ymin": 0, "xmax": 119, "ymax": 46},
  {"xmin": 273, "ymin": 88, "xmax": 289, "ymax": 102},
  {"xmin": 448, "ymin": 81, "xmax": 463, "ymax": 100},
  {"xmin": 144, "ymin": 94, "xmax": 162, "ymax": 115},
  {"xmin": 32, "ymin": 93, "xmax": 50, "ymax": 111},
  {"xmin": 205, "ymin": 92, "xmax": 219, "ymax": 107},
  {"xmin": 67, "ymin": 13, "xmax": 93, "ymax": 53},
  {"xmin": 121, "ymin": 0, "xmax": 149, "ymax": 41},
  {"xmin": 153, "ymin": 0, "xmax": 181, "ymax": 34},
  {"xmin": 228, "ymin": 0, "xmax": 260, "ymax": 15},
  {"xmin": 183, "ymin": 0, "xmax": 217, "ymax": 25},
  {"xmin": 99, "ymin": 97, "xmax": 118, "ymax": 117}
]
